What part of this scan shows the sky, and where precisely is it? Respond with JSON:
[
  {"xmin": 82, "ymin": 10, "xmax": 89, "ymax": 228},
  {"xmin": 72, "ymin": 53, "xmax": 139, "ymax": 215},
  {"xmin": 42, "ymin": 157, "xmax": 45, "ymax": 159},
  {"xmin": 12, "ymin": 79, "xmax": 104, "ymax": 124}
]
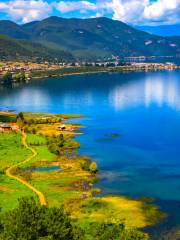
[{"xmin": 0, "ymin": 0, "xmax": 179, "ymax": 26}]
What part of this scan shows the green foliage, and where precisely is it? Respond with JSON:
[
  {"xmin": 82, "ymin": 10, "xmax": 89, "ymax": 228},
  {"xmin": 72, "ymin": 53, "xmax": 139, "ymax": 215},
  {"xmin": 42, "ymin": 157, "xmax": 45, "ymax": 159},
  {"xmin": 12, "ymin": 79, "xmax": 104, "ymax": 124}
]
[
  {"xmin": 24, "ymin": 126, "xmax": 38, "ymax": 134},
  {"xmin": 13, "ymin": 70, "xmax": 26, "ymax": 82},
  {"xmin": 0, "ymin": 113, "xmax": 16, "ymax": 122},
  {"xmin": 17, "ymin": 112, "xmax": 24, "ymax": 121},
  {"xmin": 0, "ymin": 197, "xmax": 149, "ymax": 240},
  {"xmin": 0, "ymin": 197, "xmax": 82, "ymax": 240},
  {"xmin": 90, "ymin": 222, "xmax": 124, "ymax": 240},
  {"xmin": 0, "ymin": 17, "xmax": 180, "ymax": 60},
  {"xmin": 89, "ymin": 162, "xmax": 97, "ymax": 174},
  {"xmin": 84, "ymin": 222, "xmax": 149, "ymax": 240},
  {"xmin": 81, "ymin": 199, "xmax": 108, "ymax": 212},
  {"xmin": 47, "ymin": 134, "xmax": 80, "ymax": 156},
  {"xmin": 81, "ymin": 158, "xmax": 92, "ymax": 171},
  {"xmin": 0, "ymin": 34, "xmax": 74, "ymax": 61},
  {"xmin": 120, "ymin": 229, "xmax": 149, "ymax": 240},
  {"xmin": 16, "ymin": 112, "xmax": 25, "ymax": 126},
  {"xmin": 0, "ymin": 132, "xmax": 30, "ymax": 171},
  {"xmin": 0, "ymin": 71, "xmax": 12, "ymax": 84},
  {"xmin": 30, "ymin": 66, "xmax": 104, "ymax": 79},
  {"xmin": 26, "ymin": 133, "xmax": 47, "ymax": 146},
  {"xmin": 81, "ymin": 158, "xmax": 98, "ymax": 173}
]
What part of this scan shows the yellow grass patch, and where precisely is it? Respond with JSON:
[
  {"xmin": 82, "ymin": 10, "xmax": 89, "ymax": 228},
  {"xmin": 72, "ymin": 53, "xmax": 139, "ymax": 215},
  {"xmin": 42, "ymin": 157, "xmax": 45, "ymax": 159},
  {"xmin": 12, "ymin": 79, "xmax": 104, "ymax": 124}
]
[
  {"xmin": 35, "ymin": 123, "xmax": 83, "ymax": 137},
  {"xmin": 0, "ymin": 186, "xmax": 16, "ymax": 193},
  {"xmin": 101, "ymin": 196, "xmax": 147, "ymax": 228},
  {"xmin": 66, "ymin": 195, "xmax": 162, "ymax": 229}
]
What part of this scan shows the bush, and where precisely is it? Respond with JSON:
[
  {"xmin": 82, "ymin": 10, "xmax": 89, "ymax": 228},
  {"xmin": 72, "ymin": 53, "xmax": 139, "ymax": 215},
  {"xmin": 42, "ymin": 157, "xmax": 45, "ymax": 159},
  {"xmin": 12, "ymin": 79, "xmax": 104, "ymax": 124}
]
[
  {"xmin": 81, "ymin": 159, "xmax": 98, "ymax": 173},
  {"xmin": 90, "ymin": 222, "xmax": 124, "ymax": 240},
  {"xmin": 88, "ymin": 222, "xmax": 149, "ymax": 240},
  {"xmin": 120, "ymin": 229, "xmax": 149, "ymax": 240},
  {"xmin": 0, "ymin": 198, "xmax": 149, "ymax": 240},
  {"xmin": 0, "ymin": 197, "xmax": 83, "ymax": 240},
  {"xmin": 81, "ymin": 159, "xmax": 92, "ymax": 171},
  {"xmin": 47, "ymin": 134, "xmax": 79, "ymax": 156},
  {"xmin": 89, "ymin": 162, "xmax": 97, "ymax": 174}
]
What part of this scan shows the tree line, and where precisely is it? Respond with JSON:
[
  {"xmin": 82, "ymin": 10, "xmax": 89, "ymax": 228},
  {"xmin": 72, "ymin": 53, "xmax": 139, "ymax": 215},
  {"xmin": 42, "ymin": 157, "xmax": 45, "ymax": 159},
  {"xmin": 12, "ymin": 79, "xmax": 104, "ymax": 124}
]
[
  {"xmin": 0, "ymin": 70, "xmax": 26, "ymax": 85},
  {"xmin": 0, "ymin": 197, "xmax": 149, "ymax": 240}
]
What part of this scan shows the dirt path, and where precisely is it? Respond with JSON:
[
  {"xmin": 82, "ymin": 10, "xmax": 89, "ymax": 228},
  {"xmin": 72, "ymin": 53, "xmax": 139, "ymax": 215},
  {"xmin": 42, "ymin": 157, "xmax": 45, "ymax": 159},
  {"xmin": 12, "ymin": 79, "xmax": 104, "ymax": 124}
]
[{"xmin": 5, "ymin": 130, "xmax": 47, "ymax": 205}]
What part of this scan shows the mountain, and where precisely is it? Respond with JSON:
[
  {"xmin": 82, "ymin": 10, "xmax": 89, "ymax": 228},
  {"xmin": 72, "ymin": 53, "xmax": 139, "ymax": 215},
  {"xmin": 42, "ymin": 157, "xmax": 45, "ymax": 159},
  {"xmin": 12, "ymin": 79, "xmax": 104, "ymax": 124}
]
[
  {"xmin": 135, "ymin": 24, "xmax": 180, "ymax": 37},
  {"xmin": 0, "ymin": 34, "xmax": 74, "ymax": 61},
  {"xmin": 0, "ymin": 20, "xmax": 30, "ymax": 39},
  {"xmin": 0, "ymin": 17, "xmax": 180, "ymax": 60}
]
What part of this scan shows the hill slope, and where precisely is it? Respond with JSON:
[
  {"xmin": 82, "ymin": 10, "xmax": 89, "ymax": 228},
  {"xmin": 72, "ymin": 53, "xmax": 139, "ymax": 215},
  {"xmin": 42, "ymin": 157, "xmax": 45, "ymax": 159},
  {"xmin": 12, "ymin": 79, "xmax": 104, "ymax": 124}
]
[
  {"xmin": 0, "ymin": 17, "xmax": 180, "ymax": 60},
  {"xmin": 0, "ymin": 34, "xmax": 74, "ymax": 61}
]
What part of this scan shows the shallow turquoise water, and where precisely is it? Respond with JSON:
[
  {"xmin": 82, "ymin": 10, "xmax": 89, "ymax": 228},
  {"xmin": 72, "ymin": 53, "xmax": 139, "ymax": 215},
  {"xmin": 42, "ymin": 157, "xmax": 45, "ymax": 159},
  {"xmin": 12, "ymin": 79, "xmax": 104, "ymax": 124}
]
[
  {"xmin": 31, "ymin": 166, "xmax": 60, "ymax": 172},
  {"xmin": 0, "ymin": 70, "xmax": 180, "ymax": 238}
]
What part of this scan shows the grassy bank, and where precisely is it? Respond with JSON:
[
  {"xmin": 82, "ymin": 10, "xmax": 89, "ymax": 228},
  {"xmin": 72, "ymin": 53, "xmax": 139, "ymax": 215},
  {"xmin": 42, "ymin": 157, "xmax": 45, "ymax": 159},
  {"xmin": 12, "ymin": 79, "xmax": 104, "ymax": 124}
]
[{"xmin": 0, "ymin": 111, "xmax": 165, "ymax": 239}]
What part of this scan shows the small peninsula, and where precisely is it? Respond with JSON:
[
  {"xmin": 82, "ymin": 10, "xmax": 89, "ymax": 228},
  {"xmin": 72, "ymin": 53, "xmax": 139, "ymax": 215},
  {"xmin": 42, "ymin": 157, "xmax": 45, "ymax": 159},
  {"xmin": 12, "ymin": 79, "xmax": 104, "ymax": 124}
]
[{"xmin": 0, "ymin": 111, "xmax": 164, "ymax": 239}]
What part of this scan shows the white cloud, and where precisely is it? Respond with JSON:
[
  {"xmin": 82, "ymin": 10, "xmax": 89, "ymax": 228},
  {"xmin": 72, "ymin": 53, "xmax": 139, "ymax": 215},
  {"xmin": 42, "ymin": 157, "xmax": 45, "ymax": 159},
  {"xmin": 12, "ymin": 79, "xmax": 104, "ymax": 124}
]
[
  {"xmin": 109, "ymin": 0, "xmax": 149, "ymax": 23},
  {"xmin": 53, "ymin": 1, "xmax": 97, "ymax": 13},
  {"xmin": 0, "ymin": 0, "xmax": 52, "ymax": 23},
  {"xmin": 53, "ymin": 0, "xmax": 180, "ymax": 25},
  {"xmin": 0, "ymin": 0, "xmax": 179, "ymax": 25},
  {"xmin": 143, "ymin": 0, "xmax": 180, "ymax": 24},
  {"xmin": 109, "ymin": 0, "xmax": 180, "ymax": 25}
]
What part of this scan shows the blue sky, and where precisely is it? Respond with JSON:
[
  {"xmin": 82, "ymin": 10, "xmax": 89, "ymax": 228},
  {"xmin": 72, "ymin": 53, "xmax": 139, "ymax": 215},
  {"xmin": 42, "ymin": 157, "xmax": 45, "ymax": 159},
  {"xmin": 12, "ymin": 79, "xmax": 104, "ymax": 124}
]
[{"xmin": 0, "ymin": 0, "xmax": 179, "ymax": 26}]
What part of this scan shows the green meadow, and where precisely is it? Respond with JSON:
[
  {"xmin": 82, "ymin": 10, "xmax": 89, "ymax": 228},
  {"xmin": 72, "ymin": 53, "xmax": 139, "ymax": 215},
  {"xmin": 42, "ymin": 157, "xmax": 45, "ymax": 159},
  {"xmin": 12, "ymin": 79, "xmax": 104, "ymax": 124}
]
[{"xmin": 0, "ymin": 112, "xmax": 165, "ymax": 239}]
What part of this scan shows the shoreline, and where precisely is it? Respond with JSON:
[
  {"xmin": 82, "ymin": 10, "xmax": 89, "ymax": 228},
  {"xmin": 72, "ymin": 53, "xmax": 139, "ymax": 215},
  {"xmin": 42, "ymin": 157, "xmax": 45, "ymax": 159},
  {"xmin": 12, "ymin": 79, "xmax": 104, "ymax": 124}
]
[
  {"xmin": 0, "ymin": 111, "xmax": 165, "ymax": 239},
  {"xmin": 0, "ymin": 63, "xmax": 179, "ymax": 85},
  {"xmin": 30, "ymin": 65, "xmax": 180, "ymax": 81}
]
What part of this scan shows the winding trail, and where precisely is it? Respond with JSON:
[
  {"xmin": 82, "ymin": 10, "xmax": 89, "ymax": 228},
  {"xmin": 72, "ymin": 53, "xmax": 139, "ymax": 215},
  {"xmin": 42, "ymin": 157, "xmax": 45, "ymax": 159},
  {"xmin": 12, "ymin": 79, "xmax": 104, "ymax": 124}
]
[{"xmin": 5, "ymin": 130, "xmax": 47, "ymax": 205}]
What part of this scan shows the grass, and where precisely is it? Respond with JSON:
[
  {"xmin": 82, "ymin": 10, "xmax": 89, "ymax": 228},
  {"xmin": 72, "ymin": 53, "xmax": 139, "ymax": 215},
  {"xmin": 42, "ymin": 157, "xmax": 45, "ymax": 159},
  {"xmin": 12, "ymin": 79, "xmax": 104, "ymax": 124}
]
[
  {"xmin": 0, "ymin": 133, "xmax": 31, "ymax": 171},
  {"xmin": 26, "ymin": 133, "xmax": 47, "ymax": 146},
  {"xmin": 0, "ymin": 111, "xmax": 164, "ymax": 237},
  {"xmin": 0, "ymin": 112, "xmax": 16, "ymax": 122},
  {"xmin": 23, "ymin": 112, "xmax": 83, "ymax": 120},
  {"xmin": 64, "ymin": 196, "xmax": 163, "ymax": 229},
  {"xmin": 0, "ymin": 174, "xmax": 35, "ymax": 212},
  {"xmin": 31, "ymin": 155, "xmax": 93, "ymax": 205}
]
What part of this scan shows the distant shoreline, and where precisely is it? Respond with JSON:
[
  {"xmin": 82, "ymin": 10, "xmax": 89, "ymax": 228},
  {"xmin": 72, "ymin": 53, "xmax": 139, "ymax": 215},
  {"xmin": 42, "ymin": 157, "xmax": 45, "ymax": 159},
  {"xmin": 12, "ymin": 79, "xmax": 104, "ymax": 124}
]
[
  {"xmin": 1, "ymin": 63, "xmax": 179, "ymax": 85},
  {"xmin": 31, "ymin": 65, "xmax": 180, "ymax": 80}
]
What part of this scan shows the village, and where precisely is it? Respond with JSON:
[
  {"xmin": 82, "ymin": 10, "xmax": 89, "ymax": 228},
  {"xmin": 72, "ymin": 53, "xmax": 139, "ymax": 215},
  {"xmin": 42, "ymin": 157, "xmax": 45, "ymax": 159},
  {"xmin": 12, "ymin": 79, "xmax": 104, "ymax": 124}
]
[
  {"xmin": 0, "ymin": 122, "xmax": 21, "ymax": 132},
  {"xmin": 0, "ymin": 111, "xmax": 74, "ymax": 134},
  {"xmin": 0, "ymin": 59, "xmax": 179, "ymax": 84}
]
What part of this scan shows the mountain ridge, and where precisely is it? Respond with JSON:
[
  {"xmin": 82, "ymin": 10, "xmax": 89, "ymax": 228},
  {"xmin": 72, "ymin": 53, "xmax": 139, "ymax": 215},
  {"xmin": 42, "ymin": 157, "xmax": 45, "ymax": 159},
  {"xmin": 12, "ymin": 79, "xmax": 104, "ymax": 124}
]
[{"xmin": 0, "ymin": 16, "xmax": 180, "ymax": 60}]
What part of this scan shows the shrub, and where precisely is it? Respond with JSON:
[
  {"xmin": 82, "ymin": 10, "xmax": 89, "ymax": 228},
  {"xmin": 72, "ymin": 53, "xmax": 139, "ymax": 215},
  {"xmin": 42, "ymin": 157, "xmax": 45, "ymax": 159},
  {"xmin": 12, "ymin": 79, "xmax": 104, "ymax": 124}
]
[
  {"xmin": 0, "ymin": 197, "xmax": 83, "ymax": 240},
  {"xmin": 81, "ymin": 159, "xmax": 98, "ymax": 173},
  {"xmin": 89, "ymin": 162, "xmax": 97, "ymax": 174}
]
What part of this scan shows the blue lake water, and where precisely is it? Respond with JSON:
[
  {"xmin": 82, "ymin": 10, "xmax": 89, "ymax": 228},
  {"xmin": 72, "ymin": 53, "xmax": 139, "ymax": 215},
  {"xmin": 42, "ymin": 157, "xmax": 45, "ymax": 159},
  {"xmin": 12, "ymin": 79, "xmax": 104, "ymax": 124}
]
[{"xmin": 0, "ymin": 70, "xmax": 180, "ymax": 238}]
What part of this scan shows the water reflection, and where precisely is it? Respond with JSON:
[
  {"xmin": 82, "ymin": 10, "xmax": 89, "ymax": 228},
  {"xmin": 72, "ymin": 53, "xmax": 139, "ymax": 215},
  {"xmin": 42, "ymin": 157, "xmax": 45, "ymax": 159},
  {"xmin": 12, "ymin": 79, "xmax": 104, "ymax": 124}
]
[{"xmin": 109, "ymin": 73, "xmax": 180, "ymax": 111}]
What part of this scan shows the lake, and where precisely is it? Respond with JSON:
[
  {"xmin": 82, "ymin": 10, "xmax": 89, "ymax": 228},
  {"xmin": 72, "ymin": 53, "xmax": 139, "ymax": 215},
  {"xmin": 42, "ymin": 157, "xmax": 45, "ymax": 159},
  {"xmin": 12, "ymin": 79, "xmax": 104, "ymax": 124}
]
[{"xmin": 0, "ymin": 70, "xmax": 180, "ymax": 238}]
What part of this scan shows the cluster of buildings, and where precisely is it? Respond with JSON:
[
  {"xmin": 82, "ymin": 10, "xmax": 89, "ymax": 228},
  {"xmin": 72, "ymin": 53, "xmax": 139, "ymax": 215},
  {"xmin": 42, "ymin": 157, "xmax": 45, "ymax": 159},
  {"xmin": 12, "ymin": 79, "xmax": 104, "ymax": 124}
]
[
  {"xmin": 128, "ymin": 62, "xmax": 178, "ymax": 70},
  {"xmin": 0, "ymin": 60, "xmax": 74, "ymax": 76},
  {"xmin": 0, "ymin": 59, "xmax": 179, "ymax": 82},
  {"xmin": 0, "ymin": 123, "xmax": 21, "ymax": 132},
  {"xmin": 0, "ymin": 61, "xmax": 64, "ymax": 79}
]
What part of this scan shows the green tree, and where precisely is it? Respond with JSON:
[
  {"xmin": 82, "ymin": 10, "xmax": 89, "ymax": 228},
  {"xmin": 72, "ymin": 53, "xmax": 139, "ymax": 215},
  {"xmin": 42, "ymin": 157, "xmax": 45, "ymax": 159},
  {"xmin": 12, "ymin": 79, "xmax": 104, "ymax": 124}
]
[
  {"xmin": 1, "ymin": 197, "xmax": 82, "ymax": 240},
  {"xmin": 89, "ymin": 162, "xmax": 97, "ymax": 174},
  {"xmin": 1, "ymin": 71, "xmax": 12, "ymax": 85},
  {"xmin": 120, "ymin": 229, "xmax": 149, "ymax": 240},
  {"xmin": 16, "ymin": 112, "xmax": 25, "ymax": 126},
  {"xmin": 90, "ymin": 222, "xmax": 124, "ymax": 240},
  {"xmin": 13, "ymin": 72, "xmax": 24, "ymax": 83},
  {"xmin": 89, "ymin": 222, "xmax": 148, "ymax": 240}
]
